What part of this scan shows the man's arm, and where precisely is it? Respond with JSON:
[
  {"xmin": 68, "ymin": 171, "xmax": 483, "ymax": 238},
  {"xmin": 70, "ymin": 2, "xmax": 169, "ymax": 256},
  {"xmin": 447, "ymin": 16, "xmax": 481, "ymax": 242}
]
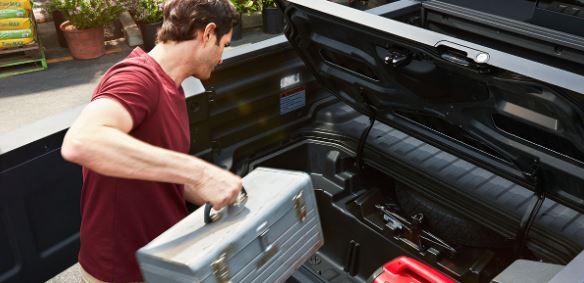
[
  {"xmin": 184, "ymin": 184, "xmax": 206, "ymax": 206},
  {"xmin": 61, "ymin": 98, "xmax": 241, "ymax": 209}
]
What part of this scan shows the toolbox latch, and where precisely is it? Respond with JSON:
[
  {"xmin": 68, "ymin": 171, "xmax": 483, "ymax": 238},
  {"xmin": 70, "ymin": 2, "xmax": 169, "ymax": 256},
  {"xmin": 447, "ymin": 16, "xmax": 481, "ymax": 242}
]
[
  {"xmin": 211, "ymin": 253, "xmax": 230, "ymax": 283},
  {"xmin": 256, "ymin": 223, "xmax": 279, "ymax": 268},
  {"xmin": 293, "ymin": 191, "xmax": 307, "ymax": 222}
]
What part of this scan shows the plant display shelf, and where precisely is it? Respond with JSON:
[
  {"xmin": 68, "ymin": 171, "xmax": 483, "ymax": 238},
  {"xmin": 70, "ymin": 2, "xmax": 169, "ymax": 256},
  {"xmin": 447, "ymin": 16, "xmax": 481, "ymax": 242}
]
[
  {"xmin": 0, "ymin": 43, "xmax": 47, "ymax": 78},
  {"xmin": 0, "ymin": 14, "xmax": 47, "ymax": 78}
]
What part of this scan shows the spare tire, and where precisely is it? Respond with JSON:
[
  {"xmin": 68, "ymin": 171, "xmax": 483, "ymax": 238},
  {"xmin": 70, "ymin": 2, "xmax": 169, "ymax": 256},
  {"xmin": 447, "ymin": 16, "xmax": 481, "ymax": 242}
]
[{"xmin": 395, "ymin": 183, "xmax": 509, "ymax": 248}]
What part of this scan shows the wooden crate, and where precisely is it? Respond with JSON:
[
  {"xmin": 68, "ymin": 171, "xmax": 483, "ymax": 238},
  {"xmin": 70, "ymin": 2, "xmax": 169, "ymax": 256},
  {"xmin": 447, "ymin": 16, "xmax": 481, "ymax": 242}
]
[{"xmin": 0, "ymin": 43, "xmax": 47, "ymax": 78}]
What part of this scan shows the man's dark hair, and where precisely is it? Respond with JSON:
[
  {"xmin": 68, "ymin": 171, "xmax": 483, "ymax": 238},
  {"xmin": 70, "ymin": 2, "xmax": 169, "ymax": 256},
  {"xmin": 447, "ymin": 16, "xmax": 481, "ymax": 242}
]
[{"xmin": 158, "ymin": 0, "xmax": 239, "ymax": 45}]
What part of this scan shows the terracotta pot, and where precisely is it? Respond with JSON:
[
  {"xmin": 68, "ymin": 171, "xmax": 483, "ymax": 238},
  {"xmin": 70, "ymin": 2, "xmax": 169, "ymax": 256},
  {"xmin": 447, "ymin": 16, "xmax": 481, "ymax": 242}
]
[
  {"xmin": 138, "ymin": 21, "xmax": 162, "ymax": 52},
  {"xmin": 60, "ymin": 20, "xmax": 105, "ymax": 60}
]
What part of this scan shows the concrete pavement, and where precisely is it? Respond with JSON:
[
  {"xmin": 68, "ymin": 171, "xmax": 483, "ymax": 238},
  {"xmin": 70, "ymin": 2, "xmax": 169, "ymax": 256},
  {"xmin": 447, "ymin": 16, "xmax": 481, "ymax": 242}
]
[{"xmin": 0, "ymin": 20, "xmax": 276, "ymax": 142}]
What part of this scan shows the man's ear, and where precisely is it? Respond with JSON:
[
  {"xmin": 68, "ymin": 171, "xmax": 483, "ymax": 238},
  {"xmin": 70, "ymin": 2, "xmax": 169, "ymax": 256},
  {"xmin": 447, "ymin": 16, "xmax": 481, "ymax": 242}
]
[{"xmin": 202, "ymin": 23, "xmax": 217, "ymax": 46}]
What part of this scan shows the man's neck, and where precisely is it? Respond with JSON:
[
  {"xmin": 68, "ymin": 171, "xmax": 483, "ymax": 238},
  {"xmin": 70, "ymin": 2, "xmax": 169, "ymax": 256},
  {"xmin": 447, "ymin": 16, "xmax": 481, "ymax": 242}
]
[{"xmin": 148, "ymin": 42, "xmax": 196, "ymax": 87}]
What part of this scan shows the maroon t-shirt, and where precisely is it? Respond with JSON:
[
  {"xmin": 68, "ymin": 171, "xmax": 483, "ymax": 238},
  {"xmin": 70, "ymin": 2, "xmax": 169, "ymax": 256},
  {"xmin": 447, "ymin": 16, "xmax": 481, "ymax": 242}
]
[{"xmin": 79, "ymin": 48, "xmax": 190, "ymax": 282}]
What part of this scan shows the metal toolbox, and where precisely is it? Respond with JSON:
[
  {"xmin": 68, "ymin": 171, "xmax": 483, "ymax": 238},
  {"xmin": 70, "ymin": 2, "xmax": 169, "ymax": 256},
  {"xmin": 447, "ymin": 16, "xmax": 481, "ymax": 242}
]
[{"xmin": 136, "ymin": 167, "xmax": 324, "ymax": 282}]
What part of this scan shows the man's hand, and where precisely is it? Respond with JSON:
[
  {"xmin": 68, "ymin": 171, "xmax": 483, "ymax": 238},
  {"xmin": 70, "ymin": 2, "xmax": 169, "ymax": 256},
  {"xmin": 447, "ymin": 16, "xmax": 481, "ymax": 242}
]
[{"xmin": 187, "ymin": 163, "xmax": 242, "ymax": 210}]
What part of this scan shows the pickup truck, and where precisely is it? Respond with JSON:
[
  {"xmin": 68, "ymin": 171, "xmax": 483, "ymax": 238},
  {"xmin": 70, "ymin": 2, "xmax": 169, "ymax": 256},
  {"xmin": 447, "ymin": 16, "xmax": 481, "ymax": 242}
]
[{"xmin": 2, "ymin": 0, "xmax": 584, "ymax": 282}]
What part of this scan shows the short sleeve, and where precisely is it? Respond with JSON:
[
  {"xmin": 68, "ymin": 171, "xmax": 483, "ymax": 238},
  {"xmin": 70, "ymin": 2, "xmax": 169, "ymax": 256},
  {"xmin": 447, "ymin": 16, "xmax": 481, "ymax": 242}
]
[{"xmin": 92, "ymin": 63, "xmax": 160, "ymax": 128}]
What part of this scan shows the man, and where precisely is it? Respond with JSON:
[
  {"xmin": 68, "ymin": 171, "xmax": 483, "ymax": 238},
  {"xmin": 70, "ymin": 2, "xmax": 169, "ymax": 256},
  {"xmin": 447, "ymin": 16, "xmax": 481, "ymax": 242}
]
[{"xmin": 60, "ymin": 0, "xmax": 242, "ymax": 281}]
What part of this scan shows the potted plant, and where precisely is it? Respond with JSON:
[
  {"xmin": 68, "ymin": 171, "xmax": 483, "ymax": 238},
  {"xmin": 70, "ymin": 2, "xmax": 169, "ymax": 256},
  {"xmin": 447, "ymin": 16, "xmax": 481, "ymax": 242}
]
[
  {"xmin": 129, "ymin": 0, "xmax": 164, "ymax": 51},
  {"xmin": 261, "ymin": 0, "xmax": 282, "ymax": 34},
  {"xmin": 50, "ymin": 0, "xmax": 123, "ymax": 59},
  {"xmin": 50, "ymin": 9, "xmax": 68, "ymax": 48},
  {"xmin": 230, "ymin": 0, "xmax": 262, "ymax": 40}
]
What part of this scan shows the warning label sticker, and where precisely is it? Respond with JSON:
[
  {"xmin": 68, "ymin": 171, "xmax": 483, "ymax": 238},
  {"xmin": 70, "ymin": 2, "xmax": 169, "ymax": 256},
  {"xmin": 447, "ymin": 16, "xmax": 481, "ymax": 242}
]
[{"xmin": 280, "ymin": 88, "xmax": 306, "ymax": 115}]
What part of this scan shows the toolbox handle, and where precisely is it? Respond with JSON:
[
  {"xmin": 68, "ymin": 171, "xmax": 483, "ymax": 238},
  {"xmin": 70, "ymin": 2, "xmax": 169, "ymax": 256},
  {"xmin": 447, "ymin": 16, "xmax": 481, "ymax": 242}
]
[
  {"xmin": 204, "ymin": 187, "xmax": 248, "ymax": 224},
  {"xmin": 384, "ymin": 256, "xmax": 454, "ymax": 283}
]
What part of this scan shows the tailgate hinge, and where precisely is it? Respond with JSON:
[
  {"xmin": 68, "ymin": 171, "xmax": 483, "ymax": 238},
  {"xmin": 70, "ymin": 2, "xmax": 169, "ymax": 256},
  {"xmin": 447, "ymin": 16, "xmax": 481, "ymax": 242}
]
[{"xmin": 206, "ymin": 88, "xmax": 216, "ymax": 104}]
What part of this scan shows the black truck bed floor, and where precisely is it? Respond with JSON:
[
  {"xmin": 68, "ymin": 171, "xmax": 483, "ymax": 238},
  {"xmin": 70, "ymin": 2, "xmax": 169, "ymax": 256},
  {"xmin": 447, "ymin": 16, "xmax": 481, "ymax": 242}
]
[{"xmin": 308, "ymin": 102, "xmax": 584, "ymax": 263}]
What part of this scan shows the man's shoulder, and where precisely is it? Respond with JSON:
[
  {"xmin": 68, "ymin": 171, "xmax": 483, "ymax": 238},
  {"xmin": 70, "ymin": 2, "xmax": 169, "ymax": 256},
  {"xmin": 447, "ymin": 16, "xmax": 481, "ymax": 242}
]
[
  {"xmin": 113, "ymin": 54, "xmax": 155, "ymax": 74},
  {"xmin": 104, "ymin": 54, "xmax": 159, "ymax": 84},
  {"xmin": 95, "ymin": 52, "xmax": 161, "ymax": 96},
  {"xmin": 93, "ymin": 48, "xmax": 163, "ymax": 99}
]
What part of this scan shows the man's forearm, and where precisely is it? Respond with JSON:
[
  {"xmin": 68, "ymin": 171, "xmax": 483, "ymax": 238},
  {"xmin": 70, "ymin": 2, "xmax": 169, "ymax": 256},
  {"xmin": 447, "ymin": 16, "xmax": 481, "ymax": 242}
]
[
  {"xmin": 184, "ymin": 183, "xmax": 206, "ymax": 205},
  {"xmin": 62, "ymin": 97, "xmax": 241, "ymax": 209},
  {"xmin": 62, "ymin": 124, "xmax": 205, "ymax": 186}
]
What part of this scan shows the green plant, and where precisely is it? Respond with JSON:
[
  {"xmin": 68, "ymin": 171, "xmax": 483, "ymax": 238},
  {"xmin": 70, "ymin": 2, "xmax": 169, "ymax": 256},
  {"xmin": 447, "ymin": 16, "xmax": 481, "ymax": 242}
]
[
  {"xmin": 230, "ymin": 0, "xmax": 261, "ymax": 13},
  {"xmin": 129, "ymin": 0, "xmax": 165, "ymax": 24},
  {"xmin": 50, "ymin": 0, "xmax": 124, "ymax": 29},
  {"xmin": 262, "ymin": 0, "xmax": 276, "ymax": 8}
]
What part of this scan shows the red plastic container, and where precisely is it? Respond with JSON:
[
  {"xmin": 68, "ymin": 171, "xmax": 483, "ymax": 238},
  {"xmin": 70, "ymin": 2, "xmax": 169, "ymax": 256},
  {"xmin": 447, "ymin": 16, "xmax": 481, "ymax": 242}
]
[{"xmin": 371, "ymin": 256, "xmax": 455, "ymax": 283}]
